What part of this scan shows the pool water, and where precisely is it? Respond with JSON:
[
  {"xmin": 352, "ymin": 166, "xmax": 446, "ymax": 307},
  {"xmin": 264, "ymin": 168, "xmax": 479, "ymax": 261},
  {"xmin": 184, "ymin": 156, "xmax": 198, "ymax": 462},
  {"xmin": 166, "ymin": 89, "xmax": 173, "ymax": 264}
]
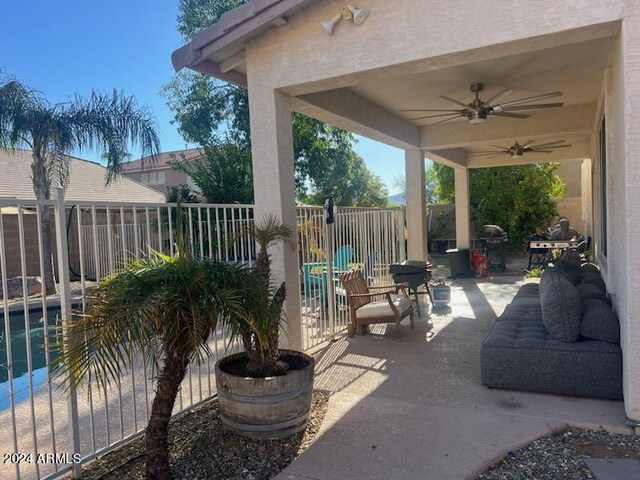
[{"xmin": 0, "ymin": 306, "xmax": 63, "ymax": 411}]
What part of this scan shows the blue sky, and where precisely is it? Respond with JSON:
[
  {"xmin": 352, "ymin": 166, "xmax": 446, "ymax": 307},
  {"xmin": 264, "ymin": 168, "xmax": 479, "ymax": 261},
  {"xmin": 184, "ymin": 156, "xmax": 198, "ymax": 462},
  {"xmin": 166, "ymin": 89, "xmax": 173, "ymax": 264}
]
[{"xmin": 1, "ymin": 0, "xmax": 404, "ymax": 193}]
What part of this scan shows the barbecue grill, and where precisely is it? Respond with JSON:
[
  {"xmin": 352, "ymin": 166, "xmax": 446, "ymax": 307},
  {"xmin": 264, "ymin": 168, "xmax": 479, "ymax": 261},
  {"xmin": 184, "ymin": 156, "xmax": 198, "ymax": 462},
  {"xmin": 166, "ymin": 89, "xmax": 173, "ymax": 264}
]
[
  {"xmin": 389, "ymin": 260, "xmax": 434, "ymax": 316},
  {"xmin": 480, "ymin": 225, "xmax": 508, "ymax": 272}
]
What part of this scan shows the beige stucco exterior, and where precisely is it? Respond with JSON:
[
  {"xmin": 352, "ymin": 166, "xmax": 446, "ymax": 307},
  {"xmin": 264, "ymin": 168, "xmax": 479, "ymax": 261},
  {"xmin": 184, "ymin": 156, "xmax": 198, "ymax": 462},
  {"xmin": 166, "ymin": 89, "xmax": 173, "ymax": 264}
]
[{"xmin": 175, "ymin": 0, "xmax": 640, "ymax": 422}]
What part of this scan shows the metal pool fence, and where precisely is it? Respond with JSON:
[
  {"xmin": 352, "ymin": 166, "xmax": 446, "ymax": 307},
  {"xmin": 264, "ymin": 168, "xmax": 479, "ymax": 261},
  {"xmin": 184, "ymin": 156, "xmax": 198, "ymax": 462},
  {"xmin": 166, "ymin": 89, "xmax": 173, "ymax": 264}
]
[{"xmin": 0, "ymin": 190, "xmax": 405, "ymax": 479}]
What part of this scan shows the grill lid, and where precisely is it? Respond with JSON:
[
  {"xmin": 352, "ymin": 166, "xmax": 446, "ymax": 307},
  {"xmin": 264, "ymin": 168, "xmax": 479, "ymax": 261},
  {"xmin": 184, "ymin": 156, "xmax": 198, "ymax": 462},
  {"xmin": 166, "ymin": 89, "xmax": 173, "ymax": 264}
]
[
  {"xmin": 481, "ymin": 224, "xmax": 508, "ymax": 241},
  {"xmin": 389, "ymin": 260, "xmax": 428, "ymax": 274}
]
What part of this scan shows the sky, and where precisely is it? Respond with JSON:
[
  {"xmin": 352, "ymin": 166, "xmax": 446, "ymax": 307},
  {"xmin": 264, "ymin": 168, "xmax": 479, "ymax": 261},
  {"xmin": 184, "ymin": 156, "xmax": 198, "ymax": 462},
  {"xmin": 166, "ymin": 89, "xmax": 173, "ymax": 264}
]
[{"xmin": 1, "ymin": 0, "xmax": 405, "ymax": 194}]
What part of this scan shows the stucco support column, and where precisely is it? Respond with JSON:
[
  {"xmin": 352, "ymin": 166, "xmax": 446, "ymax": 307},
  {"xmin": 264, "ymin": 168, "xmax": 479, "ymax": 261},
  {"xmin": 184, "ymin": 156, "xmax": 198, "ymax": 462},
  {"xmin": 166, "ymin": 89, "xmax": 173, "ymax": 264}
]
[
  {"xmin": 620, "ymin": 12, "xmax": 640, "ymax": 423},
  {"xmin": 454, "ymin": 167, "xmax": 471, "ymax": 249},
  {"xmin": 405, "ymin": 149, "xmax": 427, "ymax": 261},
  {"xmin": 247, "ymin": 85, "xmax": 302, "ymax": 350}
]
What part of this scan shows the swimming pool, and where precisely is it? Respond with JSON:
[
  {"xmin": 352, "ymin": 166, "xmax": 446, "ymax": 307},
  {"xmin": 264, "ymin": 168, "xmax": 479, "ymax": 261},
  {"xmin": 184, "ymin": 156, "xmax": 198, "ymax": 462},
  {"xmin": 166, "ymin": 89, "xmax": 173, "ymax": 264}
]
[{"xmin": 0, "ymin": 305, "xmax": 71, "ymax": 411}]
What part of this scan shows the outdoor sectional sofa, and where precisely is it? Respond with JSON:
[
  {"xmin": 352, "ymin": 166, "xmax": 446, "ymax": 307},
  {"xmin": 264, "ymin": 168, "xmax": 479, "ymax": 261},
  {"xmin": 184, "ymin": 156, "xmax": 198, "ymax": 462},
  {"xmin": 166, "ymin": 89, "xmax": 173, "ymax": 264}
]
[{"xmin": 481, "ymin": 251, "xmax": 623, "ymax": 400}]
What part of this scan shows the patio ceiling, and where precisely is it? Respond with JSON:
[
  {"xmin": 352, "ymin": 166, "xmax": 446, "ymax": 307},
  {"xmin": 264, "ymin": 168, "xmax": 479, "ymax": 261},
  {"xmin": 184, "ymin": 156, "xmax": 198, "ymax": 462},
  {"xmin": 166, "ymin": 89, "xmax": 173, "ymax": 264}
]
[
  {"xmin": 293, "ymin": 36, "xmax": 612, "ymax": 168},
  {"xmin": 350, "ymin": 38, "xmax": 610, "ymax": 127}
]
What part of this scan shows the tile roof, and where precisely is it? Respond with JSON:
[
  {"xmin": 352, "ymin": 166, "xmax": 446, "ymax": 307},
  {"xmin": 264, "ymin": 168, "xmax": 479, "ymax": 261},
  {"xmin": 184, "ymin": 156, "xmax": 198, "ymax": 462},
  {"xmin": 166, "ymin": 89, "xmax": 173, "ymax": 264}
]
[
  {"xmin": 121, "ymin": 148, "xmax": 203, "ymax": 172},
  {"xmin": 0, "ymin": 150, "xmax": 165, "ymax": 203}
]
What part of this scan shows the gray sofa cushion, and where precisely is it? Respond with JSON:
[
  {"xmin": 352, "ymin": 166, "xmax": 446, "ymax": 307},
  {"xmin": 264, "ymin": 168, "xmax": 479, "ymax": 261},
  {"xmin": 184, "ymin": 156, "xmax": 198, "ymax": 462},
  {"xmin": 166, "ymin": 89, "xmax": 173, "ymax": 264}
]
[
  {"xmin": 481, "ymin": 279, "xmax": 623, "ymax": 400},
  {"xmin": 581, "ymin": 299, "xmax": 620, "ymax": 343},
  {"xmin": 577, "ymin": 283, "xmax": 610, "ymax": 304},
  {"xmin": 540, "ymin": 268, "xmax": 582, "ymax": 342},
  {"xmin": 481, "ymin": 308, "xmax": 623, "ymax": 399}
]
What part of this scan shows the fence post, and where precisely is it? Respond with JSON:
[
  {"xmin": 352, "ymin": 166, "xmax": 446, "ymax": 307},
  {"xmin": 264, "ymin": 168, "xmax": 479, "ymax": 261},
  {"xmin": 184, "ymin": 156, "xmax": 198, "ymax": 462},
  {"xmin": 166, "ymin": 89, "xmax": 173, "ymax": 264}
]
[
  {"xmin": 400, "ymin": 207, "xmax": 408, "ymax": 261},
  {"xmin": 324, "ymin": 203, "xmax": 336, "ymax": 341},
  {"xmin": 54, "ymin": 188, "xmax": 82, "ymax": 479}
]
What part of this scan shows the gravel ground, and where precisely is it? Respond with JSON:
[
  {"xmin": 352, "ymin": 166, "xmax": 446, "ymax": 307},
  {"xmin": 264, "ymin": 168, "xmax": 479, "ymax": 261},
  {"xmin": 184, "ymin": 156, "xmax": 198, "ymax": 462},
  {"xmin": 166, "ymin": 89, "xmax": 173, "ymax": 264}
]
[
  {"xmin": 477, "ymin": 427, "xmax": 640, "ymax": 480},
  {"xmin": 67, "ymin": 390, "xmax": 329, "ymax": 480}
]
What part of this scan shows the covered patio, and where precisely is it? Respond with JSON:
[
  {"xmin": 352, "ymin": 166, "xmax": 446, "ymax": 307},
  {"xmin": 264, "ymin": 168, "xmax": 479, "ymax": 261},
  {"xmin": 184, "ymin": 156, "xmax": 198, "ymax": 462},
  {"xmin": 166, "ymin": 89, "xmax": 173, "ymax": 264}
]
[
  {"xmin": 277, "ymin": 275, "xmax": 628, "ymax": 479},
  {"xmin": 172, "ymin": 0, "xmax": 640, "ymax": 442}
]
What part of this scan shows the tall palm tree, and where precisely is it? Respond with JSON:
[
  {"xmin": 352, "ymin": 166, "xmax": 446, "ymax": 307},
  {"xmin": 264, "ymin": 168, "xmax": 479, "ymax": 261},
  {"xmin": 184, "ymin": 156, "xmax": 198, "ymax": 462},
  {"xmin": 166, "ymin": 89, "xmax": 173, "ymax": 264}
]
[{"xmin": 0, "ymin": 76, "xmax": 160, "ymax": 293}]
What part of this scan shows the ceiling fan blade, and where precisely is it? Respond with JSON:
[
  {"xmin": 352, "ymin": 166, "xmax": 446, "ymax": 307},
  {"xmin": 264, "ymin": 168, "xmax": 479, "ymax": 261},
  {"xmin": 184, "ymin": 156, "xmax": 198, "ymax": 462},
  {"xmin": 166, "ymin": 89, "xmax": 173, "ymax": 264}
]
[
  {"xmin": 531, "ymin": 146, "xmax": 572, "ymax": 152},
  {"xmin": 430, "ymin": 115, "xmax": 463, "ymax": 126},
  {"xmin": 409, "ymin": 113, "xmax": 462, "ymax": 120},
  {"xmin": 491, "ymin": 145, "xmax": 510, "ymax": 150},
  {"xmin": 484, "ymin": 88, "xmax": 514, "ymax": 107},
  {"xmin": 401, "ymin": 109, "xmax": 463, "ymax": 112},
  {"xmin": 522, "ymin": 140, "xmax": 536, "ymax": 149},
  {"xmin": 501, "ymin": 102, "xmax": 564, "ymax": 111},
  {"xmin": 440, "ymin": 95, "xmax": 470, "ymax": 108},
  {"xmin": 496, "ymin": 91, "xmax": 563, "ymax": 108},
  {"xmin": 532, "ymin": 141, "xmax": 570, "ymax": 148},
  {"xmin": 484, "ymin": 153, "xmax": 508, "ymax": 160},
  {"xmin": 528, "ymin": 150, "xmax": 554, "ymax": 153},
  {"xmin": 470, "ymin": 150, "xmax": 504, "ymax": 156},
  {"xmin": 491, "ymin": 112, "xmax": 529, "ymax": 119}
]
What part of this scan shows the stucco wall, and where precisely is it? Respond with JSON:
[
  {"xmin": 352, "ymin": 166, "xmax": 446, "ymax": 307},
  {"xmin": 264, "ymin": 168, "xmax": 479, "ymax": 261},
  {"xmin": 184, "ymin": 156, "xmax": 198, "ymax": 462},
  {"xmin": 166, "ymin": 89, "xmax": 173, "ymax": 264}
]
[
  {"xmin": 246, "ymin": 0, "xmax": 625, "ymax": 93},
  {"xmin": 123, "ymin": 168, "xmax": 188, "ymax": 196},
  {"xmin": 556, "ymin": 159, "xmax": 583, "ymax": 198},
  {"xmin": 596, "ymin": 15, "xmax": 640, "ymax": 421}
]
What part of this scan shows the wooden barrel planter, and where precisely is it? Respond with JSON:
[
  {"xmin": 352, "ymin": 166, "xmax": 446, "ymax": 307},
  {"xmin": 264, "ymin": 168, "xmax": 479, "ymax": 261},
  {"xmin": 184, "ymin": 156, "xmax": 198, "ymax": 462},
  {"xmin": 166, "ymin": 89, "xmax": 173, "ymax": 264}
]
[{"xmin": 215, "ymin": 349, "xmax": 315, "ymax": 439}]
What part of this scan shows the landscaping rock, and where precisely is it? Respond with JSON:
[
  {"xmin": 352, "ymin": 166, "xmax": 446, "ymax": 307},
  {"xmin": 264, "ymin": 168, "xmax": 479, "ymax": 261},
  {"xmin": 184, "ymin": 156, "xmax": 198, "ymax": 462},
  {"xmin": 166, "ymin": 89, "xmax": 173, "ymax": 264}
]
[
  {"xmin": 64, "ymin": 390, "xmax": 329, "ymax": 480},
  {"xmin": 0, "ymin": 276, "xmax": 42, "ymax": 299},
  {"xmin": 478, "ymin": 427, "xmax": 640, "ymax": 480}
]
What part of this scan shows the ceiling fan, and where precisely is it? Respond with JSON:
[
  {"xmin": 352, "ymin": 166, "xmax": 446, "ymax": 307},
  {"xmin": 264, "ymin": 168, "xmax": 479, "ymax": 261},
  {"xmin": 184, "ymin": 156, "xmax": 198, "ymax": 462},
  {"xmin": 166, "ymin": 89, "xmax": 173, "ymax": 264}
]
[
  {"xmin": 472, "ymin": 140, "xmax": 572, "ymax": 159},
  {"xmin": 403, "ymin": 83, "xmax": 564, "ymax": 125}
]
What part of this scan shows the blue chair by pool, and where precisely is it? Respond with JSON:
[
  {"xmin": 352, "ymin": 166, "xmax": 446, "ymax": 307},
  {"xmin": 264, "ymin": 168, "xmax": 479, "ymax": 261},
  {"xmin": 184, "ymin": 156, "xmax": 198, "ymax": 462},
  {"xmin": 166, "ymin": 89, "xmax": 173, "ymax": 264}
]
[{"xmin": 303, "ymin": 245, "xmax": 353, "ymax": 297}]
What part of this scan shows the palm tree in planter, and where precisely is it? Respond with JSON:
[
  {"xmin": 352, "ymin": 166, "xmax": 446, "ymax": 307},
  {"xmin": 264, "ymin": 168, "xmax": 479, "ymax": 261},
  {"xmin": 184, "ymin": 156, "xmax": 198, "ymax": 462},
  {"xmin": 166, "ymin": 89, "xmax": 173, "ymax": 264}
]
[
  {"xmin": 0, "ymin": 76, "xmax": 160, "ymax": 294},
  {"xmin": 215, "ymin": 215, "xmax": 315, "ymax": 439},
  {"xmin": 53, "ymin": 208, "xmax": 261, "ymax": 480}
]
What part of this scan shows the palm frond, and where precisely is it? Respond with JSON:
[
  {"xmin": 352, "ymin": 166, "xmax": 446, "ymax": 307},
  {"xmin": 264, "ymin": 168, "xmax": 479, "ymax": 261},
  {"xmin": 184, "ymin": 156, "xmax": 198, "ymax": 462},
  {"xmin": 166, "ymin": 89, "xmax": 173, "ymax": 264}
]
[{"xmin": 52, "ymin": 254, "xmax": 252, "ymax": 391}]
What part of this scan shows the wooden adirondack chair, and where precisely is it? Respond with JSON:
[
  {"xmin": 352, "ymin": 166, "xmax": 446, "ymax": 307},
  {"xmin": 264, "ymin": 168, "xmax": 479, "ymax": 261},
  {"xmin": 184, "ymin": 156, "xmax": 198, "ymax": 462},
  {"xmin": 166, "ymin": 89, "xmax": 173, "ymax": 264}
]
[{"xmin": 339, "ymin": 269, "xmax": 414, "ymax": 339}]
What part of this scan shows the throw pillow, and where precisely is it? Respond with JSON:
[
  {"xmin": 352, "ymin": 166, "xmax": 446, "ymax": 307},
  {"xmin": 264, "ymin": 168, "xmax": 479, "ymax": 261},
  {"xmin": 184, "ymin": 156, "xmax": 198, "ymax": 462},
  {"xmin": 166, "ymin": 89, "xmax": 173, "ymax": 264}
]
[
  {"xmin": 577, "ymin": 283, "xmax": 610, "ymax": 304},
  {"xmin": 580, "ymin": 273, "xmax": 607, "ymax": 293},
  {"xmin": 581, "ymin": 299, "xmax": 620, "ymax": 343},
  {"xmin": 540, "ymin": 268, "xmax": 582, "ymax": 342},
  {"xmin": 560, "ymin": 249, "xmax": 582, "ymax": 266},
  {"xmin": 555, "ymin": 258, "xmax": 581, "ymax": 285}
]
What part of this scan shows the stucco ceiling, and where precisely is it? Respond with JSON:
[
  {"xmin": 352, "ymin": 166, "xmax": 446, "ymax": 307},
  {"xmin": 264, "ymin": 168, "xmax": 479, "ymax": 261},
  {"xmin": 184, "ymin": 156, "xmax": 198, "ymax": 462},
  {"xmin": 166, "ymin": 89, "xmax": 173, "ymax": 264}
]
[{"xmin": 349, "ymin": 37, "xmax": 612, "ymax": 127}]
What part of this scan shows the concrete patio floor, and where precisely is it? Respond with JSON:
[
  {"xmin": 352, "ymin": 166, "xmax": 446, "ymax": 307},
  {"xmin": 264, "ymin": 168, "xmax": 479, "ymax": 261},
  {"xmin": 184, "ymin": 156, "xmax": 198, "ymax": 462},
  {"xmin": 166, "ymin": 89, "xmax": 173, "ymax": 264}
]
[{"xmin": 276, "ymin": 267, "xmax": 631, "ymax": 480}]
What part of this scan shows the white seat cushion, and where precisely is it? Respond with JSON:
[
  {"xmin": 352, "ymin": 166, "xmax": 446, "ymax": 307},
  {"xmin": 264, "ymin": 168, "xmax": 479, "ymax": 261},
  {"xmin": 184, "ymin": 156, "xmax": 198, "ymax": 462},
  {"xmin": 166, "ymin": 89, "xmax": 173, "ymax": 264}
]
[{"xmin": 355, "ymin": 295, "xmax": 412, "ymax": 319}]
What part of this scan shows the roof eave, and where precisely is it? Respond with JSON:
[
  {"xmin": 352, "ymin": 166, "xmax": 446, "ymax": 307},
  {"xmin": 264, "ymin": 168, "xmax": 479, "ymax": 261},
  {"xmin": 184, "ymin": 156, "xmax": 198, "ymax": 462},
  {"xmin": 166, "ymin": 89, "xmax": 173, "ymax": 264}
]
[{"xmin": 171, "ymin": 0, "xmax": 318, "ymax": 86}]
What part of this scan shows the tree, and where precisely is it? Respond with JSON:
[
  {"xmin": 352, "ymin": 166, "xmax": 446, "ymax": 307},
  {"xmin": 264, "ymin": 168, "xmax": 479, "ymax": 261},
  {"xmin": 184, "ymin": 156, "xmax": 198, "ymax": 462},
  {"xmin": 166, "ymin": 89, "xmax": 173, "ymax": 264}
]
[
  {"xmin": 0, "ymin": 76, "xmax": 160, "ymax": 293},
  {"xmin": 302, "ymin": 151, "xmax": 388, "ymax": 207},
  {"xmin": 430, "ymin": 162, "xmax": 565, "ymax": 248},
  {"xmin": 54, "ymin": 205, "xmax": 263, "ymax": 479},
  {"xmin": 162, "ymin": 0, "xmax": 388, "ymax": 206},
  {"xmin": 166, "ymin": 183, "xmax": 199, "ymax": 203},
  {"xmin": 171, "ymin": 141, "xmax": 254, "ymax": 204}
]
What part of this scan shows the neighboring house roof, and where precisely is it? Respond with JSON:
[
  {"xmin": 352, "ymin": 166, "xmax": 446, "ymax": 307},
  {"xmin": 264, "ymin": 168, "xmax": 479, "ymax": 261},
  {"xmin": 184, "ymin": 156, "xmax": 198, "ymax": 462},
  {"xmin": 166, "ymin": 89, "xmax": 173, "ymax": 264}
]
[
  {"xmin": 121, "ymin": 148, "xmax": 203, "ymax": 173},
  {"xmin": 171, "ymin": 0, "xmax": 317, "ymax": 85},
  {"xmin": 0, "ymin": 150, "xmax": 165, "ymax": 203}
]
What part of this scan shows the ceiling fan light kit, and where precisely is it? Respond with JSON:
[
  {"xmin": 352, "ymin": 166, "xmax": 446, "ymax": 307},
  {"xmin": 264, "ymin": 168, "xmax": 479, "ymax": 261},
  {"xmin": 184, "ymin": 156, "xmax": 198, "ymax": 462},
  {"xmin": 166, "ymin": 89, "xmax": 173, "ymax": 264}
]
[
  {"xmin": 470, "ymin": 111, "xmax": 487, "ymax": 124},
  {"xmin": 403, "ymin": 83, "xmax": 565, "ymax": 125}
]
